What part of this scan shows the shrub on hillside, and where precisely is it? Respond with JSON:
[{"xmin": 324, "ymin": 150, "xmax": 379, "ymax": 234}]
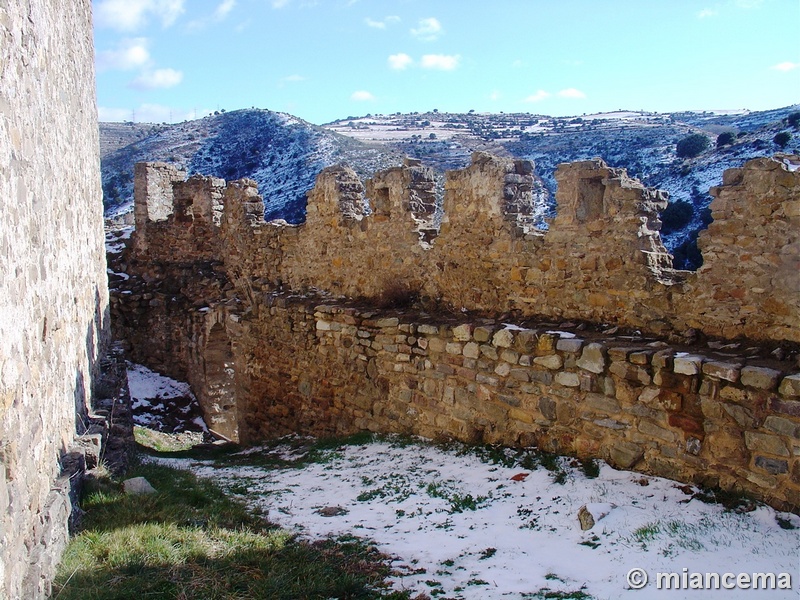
[
  {"xmin": 660, "ymin": 200, "xmax": 694, "ymax": 235},
  {"xmin": 716, "ymin": 131, "xmax": 736, "ymax": 148},
  {"xmin": 676, "ymin": 133, "xmax": 710, "ymax": 158},
  {"xmin": 774, "ymin": 131, "xmax": 791, "ymax": 148},
  {"xmin": 787, "ymin": 112, "xmax": 800, "ymax": 129}
]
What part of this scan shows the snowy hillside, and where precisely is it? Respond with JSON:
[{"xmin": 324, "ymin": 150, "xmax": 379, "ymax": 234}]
[
  {"xmin": 101, "ymin": 105, "xmax": 798, "ymax": 267},
  {"xmin": 100, "ymin": 109, "xmax": 402, "ymax": 224}
]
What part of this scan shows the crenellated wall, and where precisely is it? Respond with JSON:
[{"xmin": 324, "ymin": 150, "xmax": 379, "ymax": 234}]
[{"xmin": 111, "ymin": 152, "xmax": 800, "ymax": 510}]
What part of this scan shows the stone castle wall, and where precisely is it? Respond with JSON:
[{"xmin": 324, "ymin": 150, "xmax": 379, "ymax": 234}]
[
  {"xmin": 132, "ymin": 153, "xmax": 799, "ymax": 343},
  {"xmin": 0, "ymin": 1, "xmax": 110, "ymax": 597},
  {"xmin": 111, "ymin": 153, "xmax": 800, "ymax": 510}
]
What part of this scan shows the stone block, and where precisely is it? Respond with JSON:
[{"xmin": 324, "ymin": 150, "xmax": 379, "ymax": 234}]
[
  {"xmin": 651, "ymin": 350, "xmax": 673, "ymax": 369},
  {"xmin": 576, "ymin": 343, "xmax": 606, "ymax": 374},
  {"xmin": 740, "ymin": 366, "xmax": 781, "ymax": 390},
  {"xmin": 556, "ymin": 338, "xmax": 584, "ymax": 353},
  {"xmin": 479, "ymin": 345, "xmax": 499, "ymax": 360},
  {"xmin": 537, "ymin": 333, "xmax": 556, "ymax": 353},
  {"xmin": 769, "ymin": 398, "xmax": 800, "ymax": 417},
  {"xmin": 508, "ymin": 368, "xmax": 530, "ymax": 382},
  {"xmin": 629, "ymin": 351, "xmax": 653, "ymax": 365},
  {"xmin": 445, "ymin": 342, "xmax": 463, "ymax": 355},
  {"xmin": 375, "ymin": 317, "xmax": 400, "ymax": 328},
  {"xmin": 500, "ymin": 349, "xmax": 520, "ymax": 364},
  {"xmin": 428, "ymin": 338, "xmax": 446, "ymax": 353},
  {"xmin": 124, "ymin": 477, "xmax": 157, "ymax": 495},
  {"xmin": 779, "ymin": 374, "xmax": 800, "ymax": 397},
  {"xmin": 476, "ymin": 374, "xmax": 499, "ymax": 386},
  {"xmin": 452, "ymin": 324, "xmax": 473, "ymax": 341},
  {"xmin": 744, "ymin": 432, "xmax": 790, "ymax": 457},
  {"xmin": 495, "ymin": 362, "xmax": 511, "ymax": 377},
  {"xmin": 607, "ymin": 347, "xmax": 632, "ymax": 362},
  {"xmin": 723, "ymin": 404, "xmax": 755, "ymax": 428},
  {"xmin": 584, "ymin": 393, "xmax": 620, "ymax": 414},
  {"xmin": 702, "ymin": 361, "xmax": 741, "ymax": 382},
  {"xmin": 492, "ymin": 329, "xmax": 514, "ymax": 348},
  {"xmin": 539, "ymin": 397, "xmax": 557, "ymax": 421},
  {"xmin": 533, "ymin": 354, "xmax": 563, "ymax": 370},
  {"xmin": 593, "ymin": 418, "xmax": 627, "ymax": 430},
  {"xmin": 638, "ymin": 419, "xmax": 676, "ymax": 442},
  {"xmin": 754, "ymin": 456, "xmax": 788, "ymax": 475},
  {"xmin": 463, "ymin": 342, "xmax": 480, "ymax": 359},
  {"xmin": 514, "ymin": 330, "xmax": 538, "ymax": 353},
  {"xmin": 555, "ymin": 372, "xmax": 580, "ymax": 388},
  {"xmin": 763, "ymin": 416, "xmax": 800, "ymax": 438},
  {"xmin": 609, "ymin": 441, "xmax": 644, "ymax": 469},
  {"xmin": 473, "ymin": 326, "xmax": 493, "ymax": 343},
  {"xmin": 609, "ymin": 361, "xmax": 651, "ymax": 385},
  {"xmin": 673, "ymin": 355, "xmax": 705, "ymax": 375}
]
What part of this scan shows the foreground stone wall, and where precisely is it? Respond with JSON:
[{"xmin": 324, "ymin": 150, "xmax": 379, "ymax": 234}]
[
  {"xmin": 0, "ymin": 1, "xmax": 109, "ymax": 597},
  {"xmin": 111, "ymin": 153, "xmax": 800, "ymax": 510}
]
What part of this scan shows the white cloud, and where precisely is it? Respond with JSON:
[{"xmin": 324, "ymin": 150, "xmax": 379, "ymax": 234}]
[
  {"xmin": 94, "ymin": 0, "xmax": 185, "ymax": 31},
  {"xmin": 411, "ymin": 17, "xmax": 442, "ymax": 41},
  {"xmin": 215, "ymin": 0, "xmax": 236, "ymax": 19},
  {"xmin": 388, "ymin": 53, "xmax": 414, "ymax": 70},
  {"xmin": 130, "ymin": 68, "xmax": 184, "ymax": 90},
  {"xmin": 735, "ymin": 0, "xmax": 763, "ymax": 8},
  {"xmin": 282, "ymin": 74, "xmax": 306, "ymax": 82},
  {"xmin": 420, "ymin": 54, "xmax": 460, "ymax": 71},
  {"xmin": 557, "ymin": 88, "xmax": 586, "ymax": 99},
  {"xmin": 697, "ymin": 8, "xmax": 718, "ymax": 18},
  {"xmin": 351, "ymin": 90, "xmax": 375, "ymax": 101},
  {"xmin": 96, "ymin": 38, "xmax": 150, "ymax": 71},
  {"xmin": 98, "ymin": 103, "xmax": 210, "ymax": 123},
  {"xmin": 272, "ymin": 0, "xmax": 290, "ymax": 7},
  {"xmin": 365, "ymin": 16, "xmax": 400, "ymax": 29},
  {"xmin": 489, "ymin": 91, "xmax": 502, "ymax": 101},
  {"xmin": 770, "ymin": 61, "xmax": 800, "ymax": 72},
  {"xmin": 524, "ymin": 90, "xmax": 551, "ymax": 103},
  {"xmin": 188, "ymin": 0, "xmax": 237, "ymax": 30}
]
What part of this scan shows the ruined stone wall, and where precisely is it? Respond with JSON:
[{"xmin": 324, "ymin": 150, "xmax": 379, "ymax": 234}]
[
  {"xmin": 114, "ymin": 152, "xmax": 800, "ymax": 511},
  {"xmin": 0, "ymin": 1, "xmax": 109, "ymax": 597},
  {"xmin": 164, "ymin": 152, "xmax": 796, "ymax": 343}
]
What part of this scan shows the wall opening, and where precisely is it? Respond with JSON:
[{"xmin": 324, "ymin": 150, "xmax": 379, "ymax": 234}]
[
  {"xmin": 202, "ymin": 323, "xmax": 239, "ymax": 442},
  {"xmin": 575, "ymin": 177, "xmax": 604, "ymax": 222}
]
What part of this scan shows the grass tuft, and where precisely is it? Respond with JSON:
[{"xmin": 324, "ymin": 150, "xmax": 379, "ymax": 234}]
[{"xmin": 54, "ymin": 459, "xmax": 411, "ymax": 600}]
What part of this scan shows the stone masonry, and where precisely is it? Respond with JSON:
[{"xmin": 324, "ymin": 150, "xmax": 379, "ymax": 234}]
[
  {"xmin": 110, "ymin": 153, "xmax": 800, "ymax": 511},
  {"xmin": 1, "ymin": 1, "xmax": 111, "ymax": 597}
]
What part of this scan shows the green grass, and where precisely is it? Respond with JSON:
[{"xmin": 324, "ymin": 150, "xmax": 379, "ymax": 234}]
[{"xmin": 53, "ymin": 460, "xmax": 411, "ymax": 600}]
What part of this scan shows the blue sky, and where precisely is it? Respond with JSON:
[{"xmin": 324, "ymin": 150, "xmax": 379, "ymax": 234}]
[{"xmin": 93, "ymin": 0, "xmax": 799, "ymax": 125}]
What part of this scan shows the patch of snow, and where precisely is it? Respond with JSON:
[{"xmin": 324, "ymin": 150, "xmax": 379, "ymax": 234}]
[
  {"xmin": 153, "ymin": 438, "xmax": 799, "ymax": 599},
  {"xmin": 546, "ymin": 331, "xmax": 576, "ymax": 339},
  {"xmin": 501, "ymin": 323, "xmax": 528, "ymax": 331}
]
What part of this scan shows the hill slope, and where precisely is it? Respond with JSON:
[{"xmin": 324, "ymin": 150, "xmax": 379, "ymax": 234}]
[
  {"xmin": 101, "ymin": 109, "xmax": 402, "ymax": 223},
  {"xmin": 101, "ymin": 105, "xmax": 798, "ymax": 267}
]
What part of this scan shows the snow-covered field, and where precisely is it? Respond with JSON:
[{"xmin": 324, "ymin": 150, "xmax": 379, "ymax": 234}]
[
  {"xmin": 152, "ymin": 439, "xmax": 799, "ymax": 599},
  {"xmin": 128, "ymin": 367, "xmax": 799, "ymax": 600}
]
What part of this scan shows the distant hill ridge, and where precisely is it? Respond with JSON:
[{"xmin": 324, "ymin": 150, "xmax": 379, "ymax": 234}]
[{"xmin": 101, "ymin": 104, "xmax": 798, "ymax": 268}]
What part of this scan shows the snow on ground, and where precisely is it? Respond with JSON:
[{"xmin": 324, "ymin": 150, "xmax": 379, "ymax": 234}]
[
  {"xmin": 127, "ymin": 363, "xmax": 207, "ymax": 433},
  {"xmin": 152, "ymin": 438, "xmax": 800, "ymax": 600},
  {"xmin": 104, "ymin": 226, "xmax": 133, "ymax": 254}
]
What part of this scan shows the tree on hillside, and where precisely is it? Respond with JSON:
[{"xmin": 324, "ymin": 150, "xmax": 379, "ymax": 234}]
[
  {"xmin": 774, "ymin": 131, "xmax": 791, "ymax": 148},
  {"xmin": 787, "ymin": 112, "xmax": 800, "ymax": 129},
  {"xmin": 676, "ymin": 133, "xmax": 709, "ymax": 158},
  {"xmin": 716, "ymin": 131, "xmax": 736, "ymax": 148}
]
